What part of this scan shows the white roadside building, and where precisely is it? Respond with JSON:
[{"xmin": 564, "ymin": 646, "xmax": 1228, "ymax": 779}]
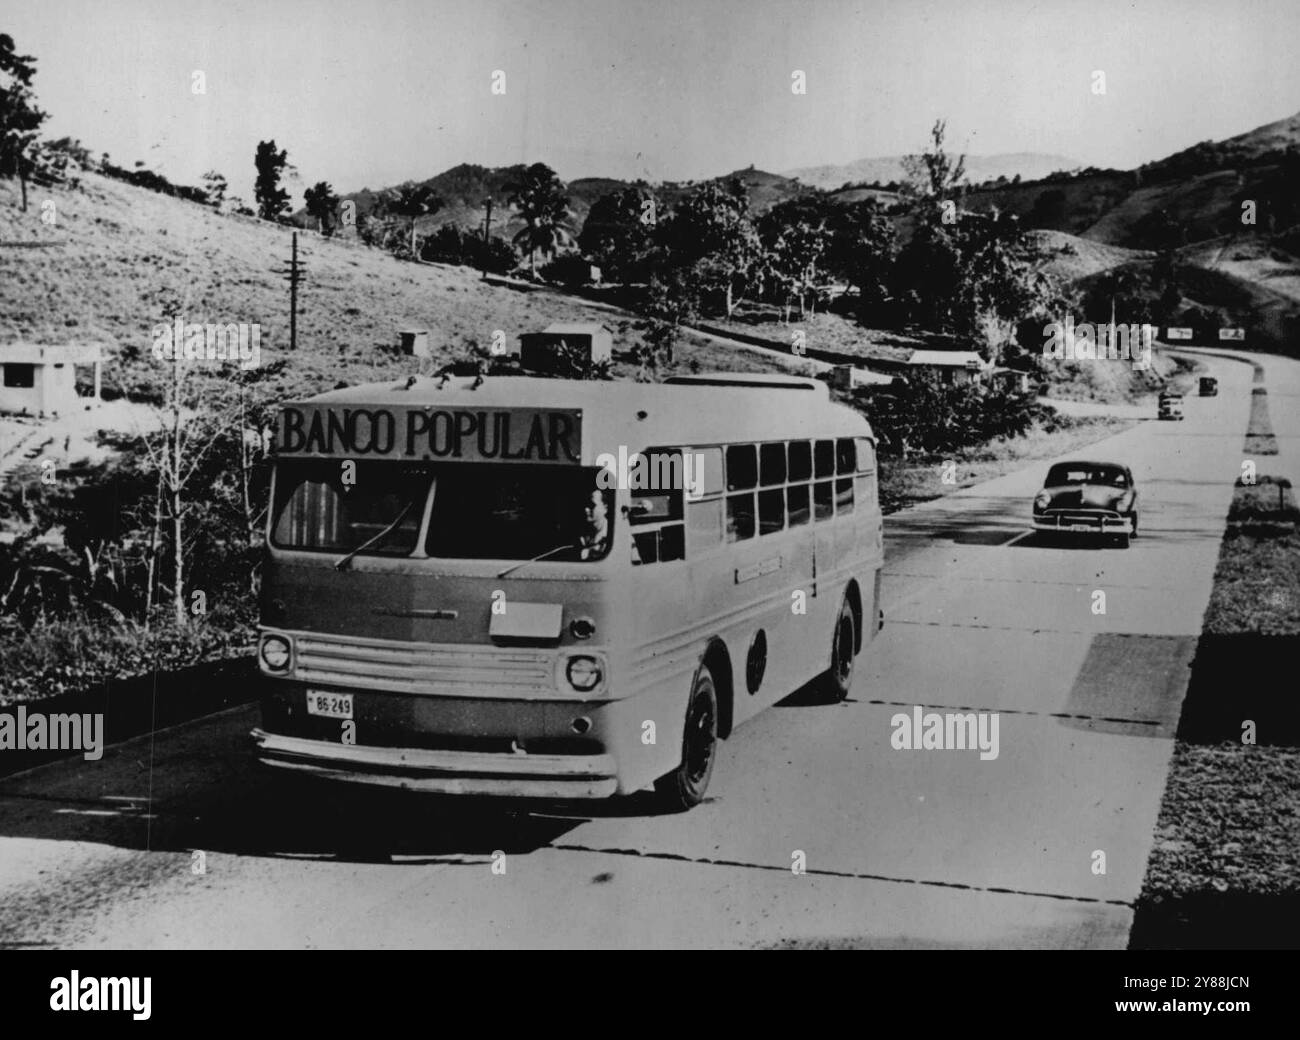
[{"xmin": 0, "ymin": 343, "xmax": 106, "ymax": 417}]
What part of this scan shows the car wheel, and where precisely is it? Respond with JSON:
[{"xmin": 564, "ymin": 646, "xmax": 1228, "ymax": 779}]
[
  {"xmin": 818, "ymin": 595, "xmax": 857, "ymax": 703},
  {"xmin": 653, "ymin": 664, "xmax": 719, "ymax": 812}
]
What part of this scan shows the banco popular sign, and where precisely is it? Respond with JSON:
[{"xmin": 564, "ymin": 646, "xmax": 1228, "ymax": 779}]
[{"xmin": 275, "ymin": 405, "xmax": 583, "ymax": 464}]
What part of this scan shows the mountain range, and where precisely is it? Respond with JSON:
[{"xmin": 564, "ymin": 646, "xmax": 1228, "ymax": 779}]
[
  {"xmin": 783, "ymin": 152, "xmax": 1082, "ymax": 190},
  {"xmin": 307, "ymin": 108, "xmax": 1299, "ymax": 259}
]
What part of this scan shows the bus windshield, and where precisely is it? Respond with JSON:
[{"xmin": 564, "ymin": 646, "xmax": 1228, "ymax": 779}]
[
  {"xmin": 271, "ymin": 460, "xmax": 613, "ymax": 562},
  {"xmin": 271, "ymin": 460, "xmax": 431, "ymax": 555}
]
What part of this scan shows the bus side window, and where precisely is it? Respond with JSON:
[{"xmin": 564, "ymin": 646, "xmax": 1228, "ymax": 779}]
[
  {"xmin": 758, "ymin": 488, "xmax": 785, "ymax": 535},
  {"xmin": 855, "ymin": 437, "xmax": 877, "ymax": 511},
  {"xmin": 685, "ymin": 445, "xmax": 725, "ymax": 554},
  {"xmin": 788, "ymin": 440, "xmax": 812, "ymax": 482},
  {"xmin": 760, "ymin": 442, "xmax": 786, "ymax": 486},
  {"xmin": 814, "ymin": 440, "xmax": 835, "ymax": 479},
  {"xmin": 835, "ymin": 438, "xmax": 856, "ymax": 515},
  {"xmin": 726, "ymin": 492, "xmax": 756, "ymax": 541},
  {"xmin": 630, "ymin": 448, "xmax": 686, "ymax": 565},
  {"xmin": 813, "ymin": 480, "xmax": 834, "ymax": 521},
  {"xmin": 835, "ymin": 477, "xmax": 854, "ymax": 515},
  {"xmin": 725, "ymin": 444, "xmax": 758, "ymax": 542},
  {"xmin": 813, "ymin": 440, "xmax": 835, "ymax": 522},
  {"xmin": 787, "ymin": 483, "xmax": 811, "ymax": 526}
]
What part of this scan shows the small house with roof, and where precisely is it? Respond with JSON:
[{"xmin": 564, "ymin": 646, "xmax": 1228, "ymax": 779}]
[
  {"xmin": 518, "ymin": 322, "xmax": 613, "ymax": 374},
  {"xmin": 903, "ymin": 349, "xmax": 992, "ymax": 386},
  {"xmin": 0, "ymin": 343, "xmax": 105, "ymax": 417}
]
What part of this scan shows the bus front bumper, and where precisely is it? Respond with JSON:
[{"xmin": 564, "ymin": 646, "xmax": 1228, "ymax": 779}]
[{"xmin": 251, "ymin": 728, "xmax": 619, "ymax": 798}]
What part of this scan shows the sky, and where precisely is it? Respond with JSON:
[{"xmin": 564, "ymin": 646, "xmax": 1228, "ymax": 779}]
[{"xmin": 7, "ymin": 0, "xmax": 1300, "ymax": 205}]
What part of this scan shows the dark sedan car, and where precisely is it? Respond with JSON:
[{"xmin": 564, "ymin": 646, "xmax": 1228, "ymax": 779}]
[{"xmin": 1032, "ymin": 461, "xmax": 1138, "ymax": 546}]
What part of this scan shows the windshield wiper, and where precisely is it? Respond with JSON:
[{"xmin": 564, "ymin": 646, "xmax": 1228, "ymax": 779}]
[
  {"xmin": 495, "ymin": 541, "xmax": 581, "ymax": 579},
  {"xmin": 335, "ymin": 500, "xmax": 417, "ymax": 571}
]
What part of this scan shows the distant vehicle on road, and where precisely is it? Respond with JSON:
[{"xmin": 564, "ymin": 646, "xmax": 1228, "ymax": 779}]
[
  {"xmin": 1158, "ymin": 391, "xmax": 1184, "ymax": 420},
  {"xmin": 1199, "ymin": 376, "xmax": 1219, "ymax": 397},
  {"xmin": 1033, "ymin": 460, "xmax": 1138, "ymax": 546}
]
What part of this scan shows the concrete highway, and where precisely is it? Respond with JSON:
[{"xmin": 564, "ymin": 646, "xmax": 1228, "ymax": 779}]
[{"xmin": 0, "ymin": 348, "xmax": 1290, "ymax": 948}]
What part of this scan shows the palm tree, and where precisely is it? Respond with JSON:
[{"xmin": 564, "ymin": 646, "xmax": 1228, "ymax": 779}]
[
  {"xmin": 385, "ymin": 183, "xmax": 443, "ymax": 256},
  {"xmin": 506, "ymin": 163, "xmax": 575, "ymax": 279}
]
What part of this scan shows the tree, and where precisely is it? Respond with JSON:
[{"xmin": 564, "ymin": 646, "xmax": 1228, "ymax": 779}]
[
  {"xmin": 901, "ymin": 119, "xmax": 967, "ymax": 211},
  {"xmin": 893, "ymin": 119, "xmax": 1059, "ymax": 343},
  {"xmin": 385, "ymin": 183, "xmax": 443, "ymax": 256},
  {"xmin": 656, "ymin": 179, "xmax": 760, "ymax": 317},
  {"xmin": 507, "ymin": 163, "xmax": 575, "ymax": 279},
  {"xmin": 1029, "ymin": 188, "xmax": 1067, "ymax": 228},
  {"xmin": 303, "ymin": 181, "xmax": 340, "ymax": 234},
  {"xmin": 831, "ymin": 197, "xmax": 898, "ymax": 317},
  {"xmin": 201, "ymin": 170, "xmax": 228, "ymax": 209},
  {"xmin": 637, "ymin": 270, "xmax": 699, "ymax": 370},
  {"xmin": 0, "ymin": 34, "xmax": 49, "ymax": 212},
  {"xmin": 579, "ymin": 186, "xmax": 657, "ymax": 282},
  {"xmin": 254, "ymin": 139, "xmax": 291, "ymax": 222},
  {"xmin": 758, "ymin": 196, "xmax": 838, "ymax": 319}
]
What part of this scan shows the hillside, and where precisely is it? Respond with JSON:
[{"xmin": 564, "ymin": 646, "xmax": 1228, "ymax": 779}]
[
  {"xmin": 0, "ymin": 172, "xmax": 801, "ymax": 403},
  {"xmin": 1138, "ymin": 109, "xmax": 1300, "ymax": 182},
  {"xmin": 960, "ymin": 111, "xmax": 1300, "ymax": 252},
  {"xmin": 961, "ymin": 172, "xmax": 1135, "ymax": 237},
  {"xmin": 785, "ymin": 152, "xmax": 1080, "ymax": 191},
  {"xmin": 310, "ymin": 163, "xmax": 810, "ymax": 246},
  {"xmin": 1026, "ymin": 230, "xmax": 1155, "ymax": 283}
]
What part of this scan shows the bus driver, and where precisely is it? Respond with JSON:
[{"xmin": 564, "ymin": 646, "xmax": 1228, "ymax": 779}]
[{"xmin": 578, "ymin": 488, "xmax": 610, "ymax": 560}]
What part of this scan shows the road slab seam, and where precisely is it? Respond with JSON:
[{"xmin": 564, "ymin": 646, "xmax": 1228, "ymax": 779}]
[
  {"xmin": 547, "ymin": 842, "xmax": 1133, "ymax": 907},
  {"xmin": 859, "ymin": 698, "xmax": 1164, "ymax": 728}
]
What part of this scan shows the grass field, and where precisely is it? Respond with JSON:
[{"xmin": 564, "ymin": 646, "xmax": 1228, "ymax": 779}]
[
  {"xmin": 0, "ymin": 172, "xmax": 802, "ymax": 405},
  {"xmin": 1131, "ymin": 478, "xmax": 1300, "ymax": 948}
]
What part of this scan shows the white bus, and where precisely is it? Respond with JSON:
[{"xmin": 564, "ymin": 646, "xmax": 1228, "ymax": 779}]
[{"xmin": 252, "ymin": 372, "xmax": 884, "ymax": 810}]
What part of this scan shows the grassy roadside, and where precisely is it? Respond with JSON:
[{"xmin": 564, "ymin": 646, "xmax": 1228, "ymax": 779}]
[
  {"xmin": 1130, "ymin": 477, "xmax": 1300, "ymax": 948},
  {"xmin": 878, "ymin": 415, "xmax": 1137, "ymax": 516},
  {"xmin": 0, "ymin": 612, "xmax": 252, "ymax": 709}
]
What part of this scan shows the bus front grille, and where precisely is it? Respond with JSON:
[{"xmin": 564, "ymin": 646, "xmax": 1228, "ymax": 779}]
[{"xmin": 290, "ymin": 632, "xmax": 554, "ymax": 697}]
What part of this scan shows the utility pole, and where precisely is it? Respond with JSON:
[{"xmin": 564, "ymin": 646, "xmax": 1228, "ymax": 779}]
[
  {"xmin": 278, "ymin": 232, "xmax": 304, "ymax": 350},
  {"xmin": 481, "ymin": 196, "xmax": 493, "ymax": 280}
]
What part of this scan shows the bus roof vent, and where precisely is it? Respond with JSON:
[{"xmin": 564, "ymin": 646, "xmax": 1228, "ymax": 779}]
[{"xmin": 664, "ymin": 373, "xmax": 826, "ymax": 394}]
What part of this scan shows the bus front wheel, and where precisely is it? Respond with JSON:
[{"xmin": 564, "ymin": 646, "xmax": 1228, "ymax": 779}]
[
  {"xmin": 653, "ymin": 665, "xmax": 719, "ymax": 812},
  {"xmin": 818, "ymin": 596, "xmax": 857, "ymax": 703}
]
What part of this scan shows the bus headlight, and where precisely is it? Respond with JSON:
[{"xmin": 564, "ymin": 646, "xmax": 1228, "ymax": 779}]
[
  {"xmin": 260, "ymin": 634, "xmax": 292, "ymax": 673},
  {"xmin": 563, "ymin": 654, "xmax": 604, "ymax": 693}
]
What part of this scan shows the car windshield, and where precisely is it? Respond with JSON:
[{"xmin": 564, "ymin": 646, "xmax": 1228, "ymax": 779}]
[
  {"xmin": 271, "ymin": 460, "xmax": 613, "ymax": 561},
  {"xmin": 1045, "ymin": 464, "xmax": 1128, "ymax": 488}
]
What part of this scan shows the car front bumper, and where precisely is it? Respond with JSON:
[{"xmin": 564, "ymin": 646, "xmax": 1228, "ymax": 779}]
[{"xmin": 1033, "ymin": 513, "xmax": 1133, "ymax": 534}]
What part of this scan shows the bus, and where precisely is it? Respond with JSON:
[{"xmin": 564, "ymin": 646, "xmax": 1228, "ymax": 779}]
[{"xmin": 252, "ymin": 372, "xmax": 884, "ymax": 811}]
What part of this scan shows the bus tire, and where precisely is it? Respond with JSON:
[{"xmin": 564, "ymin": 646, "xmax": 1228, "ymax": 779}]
[
  {"xmin": 818, "ymin": 596, "xmax": 857, "ymax": 703},
  {"xmin": 653, "ymin": 664, "xmax": 719, "ymax": 812}
]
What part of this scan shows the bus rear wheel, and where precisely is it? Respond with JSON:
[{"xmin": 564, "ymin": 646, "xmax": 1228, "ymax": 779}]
[
  {"xmin": 818, "ymin": 596, "xmax": 857, "ymax": 703},
  {"xmin": 653, "ymin": 664, "xmax": 719, "ymax": 812}
]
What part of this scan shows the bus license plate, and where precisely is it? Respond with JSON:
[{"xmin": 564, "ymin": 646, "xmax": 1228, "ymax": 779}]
[
  {"xmin": 306, "ymin": 691, "xmax": 353, "ymax": 719},
  {"xmin": 1068, "ymin": 524, "xmax": 1094, "ymax": 531}
]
